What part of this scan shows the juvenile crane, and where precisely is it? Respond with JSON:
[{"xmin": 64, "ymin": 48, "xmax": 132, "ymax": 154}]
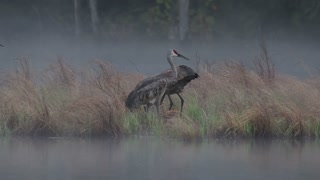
[
  {"xmin": 125, "ymin": 49, "xmax": 189, "ymax": 114},
  {"xmin": 160, "ymin": 65, "xmax": 199, "ymax": 115}
]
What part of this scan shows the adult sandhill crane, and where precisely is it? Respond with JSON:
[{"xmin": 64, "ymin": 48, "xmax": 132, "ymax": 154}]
[
  {"xmin": 125, "ymin": 49, "xmax": 189, "ymax": 114},
  {"xmin": 160, "ymin": 65, "xmax": 199, "ymax": 115},
  {"xmin": 125, "ymin": 78, "xmax": 168, "ymax": 115}
]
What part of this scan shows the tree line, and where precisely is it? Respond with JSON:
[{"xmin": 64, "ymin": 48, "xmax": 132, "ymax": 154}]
[{"xmin": 1, "ymin": 0, "xmax": 320, "ymax": 41}]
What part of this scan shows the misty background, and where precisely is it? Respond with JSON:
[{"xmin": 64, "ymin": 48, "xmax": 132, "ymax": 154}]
[{"xmin": 1, "ymin": 0, "xmax": 320, "ymax": 77}]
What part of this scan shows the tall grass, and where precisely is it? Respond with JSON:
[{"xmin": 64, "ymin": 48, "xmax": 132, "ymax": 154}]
[{"xmin": 1, "ymin": 55, "xmax": 320, "ymax": 139}]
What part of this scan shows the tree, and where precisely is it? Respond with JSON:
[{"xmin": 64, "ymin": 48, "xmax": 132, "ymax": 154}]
[
  {"xmin": 74, "ymin": 0, "xmax": 81, "ymax": 36},
  {"xmin": 89, "ymin": 0, "xmax": 99, "ymax": 34},
  {"xmin": 179, "ymin": 0, "xmax": 189, "ymax": 41}
]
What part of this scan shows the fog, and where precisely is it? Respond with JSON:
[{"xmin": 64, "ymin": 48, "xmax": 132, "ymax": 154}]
[
  {"xmin": 1, "ymin": 0, "xmax": 320, "ymax": 78},
  {"xmin": 1, "ymin": 36, "xmax": 320, "ymax": 78},
  {"xmin": 1, "ymin": 2, "xmax": 320, "ymax": 179}
]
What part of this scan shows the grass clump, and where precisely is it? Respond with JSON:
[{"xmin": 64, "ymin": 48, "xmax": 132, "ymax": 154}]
[
  {"xmin": 123, "ymin": 110, "xmax": 165, "ymax": 136},
  {"xmin": 123, "ymin": 112, "xmax": 141, "ymax": 134},
  {"xmin": 1, "ymin": 53, "xmax": 320, "ymax": 139},
  {"xmin": 184, "ymin": 96, "xmax": 211, "ymax": 137}
]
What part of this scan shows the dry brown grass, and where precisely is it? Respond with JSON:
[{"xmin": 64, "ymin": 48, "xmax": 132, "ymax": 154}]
[
  {"xmin": 166, "ymin": 116, "xmax": 202, "ymax": 140},
  {"xmin": 0, "ymin": 59, "xmax": 143, "ymax": 136},
  {"xmin": 0, "ymin": 57, "xmax": 320, "ymax": 139},
  {"xmin": 186, "ymin": 59, "xmax": 320, "ymax": 138}
]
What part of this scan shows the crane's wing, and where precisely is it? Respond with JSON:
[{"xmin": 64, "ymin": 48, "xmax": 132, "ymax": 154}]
[
  {"xmin": 133, "ymin": 65, "xmax": 198, "ymax": 94},
  {"xmin": 164, "ymin": 65, "xmax": 199, "ymax": 94},
  {"xmin": 126, "ymin": 65, "xmax": 200, "ymax": 109},
  {"xmin": 133, "ymin": 70, "xmax": 172, "ymax": 91},
  {"xmin": 177, "ymin": 65, "xmax": 199, "ymax": 80},
  {"xmin": 125, "ymin": 78, "xmax": 170, "ymax": 109}
]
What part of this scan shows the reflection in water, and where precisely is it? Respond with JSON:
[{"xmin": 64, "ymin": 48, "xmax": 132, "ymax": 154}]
[{"xmin": 0, "ymin": 137, "xmax": 319, "ymax": 180}]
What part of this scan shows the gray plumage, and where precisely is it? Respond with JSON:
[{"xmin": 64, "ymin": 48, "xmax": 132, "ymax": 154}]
[
  {"xmin": 125, "ymin": 78, "xmax": 169, "ymax": 114},
  {"xmin": 159, "ymin": 65, "xmax": 199, "ymax": 114},
  {"xmin": 125, "ymin": 49, "xmax": 190, "ymax": 115}
]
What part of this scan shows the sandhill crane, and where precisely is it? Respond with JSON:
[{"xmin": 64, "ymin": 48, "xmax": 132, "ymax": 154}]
[
  {"xmin": 125, "ymin": 49, "xmax": 189, "ymax": 115},
  {"xmin": 0, "ymin": 44, "xmax": 3, "ymax": 47},
  {"xmin": 160, "ymin": 65, "xmax": 199, "ymax": 115},
  {"xmin": 125, "ymin": 78, "xmax": 168, "ymax": 115}
]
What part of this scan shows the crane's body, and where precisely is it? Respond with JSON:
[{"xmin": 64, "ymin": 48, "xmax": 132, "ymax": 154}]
[
  {"xmin": 160, "ymin": 65, "xmax": 199, "ymax": 113},
  {"xmin": 125, "ymin": 78, "xmax": 168, "ymax": 113},
  {"xmin": 125, "ymin": 49, "xmax": 189, "ymax": 115},
  {"xmin": 160, "ymin": 65, "xmax": 199, "ymax": 95}
]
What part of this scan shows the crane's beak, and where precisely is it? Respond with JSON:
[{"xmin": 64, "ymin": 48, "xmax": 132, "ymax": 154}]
[{"xmin": 177, "ymin": 53, "xmax": 189, "ymax": 60}]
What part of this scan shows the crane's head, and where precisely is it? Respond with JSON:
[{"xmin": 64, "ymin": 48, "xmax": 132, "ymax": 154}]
[{"xmin": 168, "ymin": 49, "xmax": 189, "ymax": 60}]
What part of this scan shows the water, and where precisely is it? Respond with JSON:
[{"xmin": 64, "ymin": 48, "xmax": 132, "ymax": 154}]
[{"xmin": 0, "ymin": 137, "xmax": 319, "ymax": 180}]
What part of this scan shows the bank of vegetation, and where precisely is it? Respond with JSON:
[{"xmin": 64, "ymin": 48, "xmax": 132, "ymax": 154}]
[{"xmin": 0, "ymin": 51, "xmax": 320, "ymax": 139}]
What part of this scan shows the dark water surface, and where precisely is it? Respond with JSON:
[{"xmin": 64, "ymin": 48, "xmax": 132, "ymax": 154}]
[{"xmin": 0, "ymin": 137, "xmax": 319, "ymax": 180}]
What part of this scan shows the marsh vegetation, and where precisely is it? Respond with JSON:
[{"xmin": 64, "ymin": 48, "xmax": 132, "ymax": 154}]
[{"xmin": 1, "ymin": 47, "xmax": 320, "ymax": 140}]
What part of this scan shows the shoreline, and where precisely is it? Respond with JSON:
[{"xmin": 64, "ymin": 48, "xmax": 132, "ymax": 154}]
[{"xmin": 0, "ymin": 57, "xmax": 319, "ymax": 140}]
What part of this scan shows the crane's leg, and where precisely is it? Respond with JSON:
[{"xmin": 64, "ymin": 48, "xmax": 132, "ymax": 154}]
[
  {"xmin": 160, "ymin": 94, "xmax": 166, "ymax": 104},
  {"xmin": 167, "ymin": 95, "xmax": 173, "ymax": 110},
  {"xmin": 156, "ymin": 83, "xmax": 167, "ymax": 117},
  {"xmin": 155, "ymin": 96, "xmax": 162, "ymax": 116},
  {"xmin": 156, "ymin": 102, "xmax": 160, "ymax": 116},
  {"xmin": 177, "ymin": 93, "xmax": 184, "ymax": 116},
  {"xmin": 145, "ymin": 103, "xmax": 152, "ymax": 113},
  {"xmin": 160, "ymin": 94, "xmax": 173, "ymax": 110}
]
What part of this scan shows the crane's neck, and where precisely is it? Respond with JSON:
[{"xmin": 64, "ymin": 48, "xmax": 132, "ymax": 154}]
[{"xmin": 167, "ymin": 56, "xmax": 177, "ymax": 78}]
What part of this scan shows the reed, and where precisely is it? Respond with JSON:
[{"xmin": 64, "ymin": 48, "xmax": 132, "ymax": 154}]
[{"xmin": 0, "ymin": 57, "xmax": 320, "ymax": 139}]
